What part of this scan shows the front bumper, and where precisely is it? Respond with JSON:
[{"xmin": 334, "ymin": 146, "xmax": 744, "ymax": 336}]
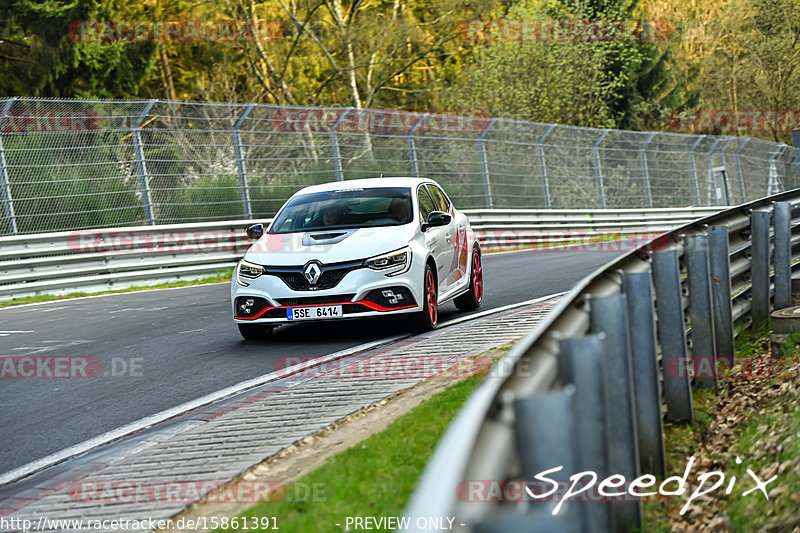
[{"xmin": 231, "ymin": 261, "xmax": 423, "ymax": 324}]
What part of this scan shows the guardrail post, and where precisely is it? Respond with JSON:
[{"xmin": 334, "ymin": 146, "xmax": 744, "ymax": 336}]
[
  {"xmin": 537, "ymin": 124, "xmax": 555, "ymax": 208},
  {"xmin": 592, "ymin": 130, "xmax": 610, "ymax": 208},
  {"xmin": 513, "ymin": 389, "xmax": 583, "ymax": 531},
  {"xmin": 652, "ymin": 250, "xmax": 694, "ymax": 423},
  {"xmin": 735, "ymin": 138, "xmax": 751, "ymax": 202},
  {"xmin": 559, "ymin": 335, "xmax": 611, "ymax": 533},
  {"xmin": 708, "ymin": 226, "xmax": 735, "ymax": 367},
  {"xmin": 132, "ymin": 99, "xmax": 157, "ymax": 225},
  {"xmin": 589, "ymin": 294, "xmax": 641, "ymax": 531},
  {"xmin": 0, "ymin": 98, "xmax": 18, "ymax": 235},
  {"xmin": 407, "ymin": 113, "xmax": 427, "ymax": 178},
  {"xmin": 686, "ymin": 234, "xmax": 718, "ymax": 390},
  {"xmin": 329, "ymin": 108, "xmax": 351, "ymax": 181},
  {"xmin": 774, "ymin": 202, "xmax": 792, "ymax": 310},
  {"xmin": 478, "ymin": 118, "xmax": 497, "ymax": 208},
  {"xmin": 688, "ymin": 136, "xmax": 704, "ymax": 206},
  {"xmin": 751, "ymin": 210, "xmax": 771, "ymax": 327},
  {"xmin": 622, "ymin": 272, "xmax": 665, "ymax": 478},
  {"xmin": 639, "ymin": 132, "xmax": 657, "ymax": 208},
  {"xmin": 233, "ymin": 103, "xmax": 255, "ymax": 219}
]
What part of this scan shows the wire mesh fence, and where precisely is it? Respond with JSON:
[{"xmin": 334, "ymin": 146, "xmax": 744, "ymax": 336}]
[{"xmin": 1, "ymin": 97, "xmax": 798, "ymax": 236}]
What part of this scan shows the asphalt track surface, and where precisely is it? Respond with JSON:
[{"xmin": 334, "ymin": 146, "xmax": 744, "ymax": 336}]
[{"xmin": 0, "ymin": 248, "xmax": 622, "ymax": 475}]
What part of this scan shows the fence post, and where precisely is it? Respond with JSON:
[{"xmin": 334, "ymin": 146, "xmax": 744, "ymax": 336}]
[
  {"xmin": 132, "ymin": 99, "xmax": 157, "ymax": 225},
  {"xmin": 233, "ymin": 103, "xmax": 255, "ymax": 219},
  {"xmin": 685, "ymin": 234, "xmax": 717, "ymax": 390},
  {"xmin": 330, "ymin": 108, "xmax": 351, "ymax": 181},
  {"xmin": 774, "ymin": 202, "xmax": 792, "ymax": 310},
  {"xmin": 688, "ymin": 136, "xmax": 704, "ymax": 206},
  {"xmin": 706, "ymin": 137, "xmax": 722, "ymax": 205},
  {"xmin": 407, "ymin": 113, "xmax": 427, "ymax": 179},
  {"xmin": 592, "ymin": 130, "xmax": 610, "ymax": 208},
  {"xmin": 735, "ymin": 137, "xmax": 751, "ymax": 202},
  {"xmin": 767, "ymin": 145, "xmax": 785, "ymax": 196},
  {"xmin": 652, "ymin": 250, "xmax": 694, "ymax": 423},
  {"xmin": 0, "ymin": 98, "xmax": 18, "ymax": 235},
  {"xmin": 750, "ymin": 210, "xmax": 771, "ymax": 327},
  {"xmin": 478, "ymin": 118, "xmax": 497, "ymax": 209},
  {"xmin": 559, "ymin": 335, "xmax": 611, "ymax": 533},
  {"xmin": 719, "ymin": 137, "xmax": 736, "ymax": 205},
  {"xmin": 537, "ymin": 124, "xmax": 555, "ymax": 208},
  {"xmin": 708, "ymin": 226, "xmax": 735, "ymax": 367},
  {"xmin": 589, "ymin": 294, "xmax": 642, "ymax": 531},
  {"xmin": 622, "ymin": 272, "xmax": 665, "ymax": 478},
  {"xmin": 639, "ymin": 132, "xmax": 657, "ymax": 208}
]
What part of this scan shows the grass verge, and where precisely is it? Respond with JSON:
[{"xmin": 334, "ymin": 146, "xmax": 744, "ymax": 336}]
[
  {"xmin": 0, "ymin": 269, "xmax": 233, "ymax": 308},
  {"xmin": 215, "ymin": 371, "xmax": 487, "ymax": 533}
]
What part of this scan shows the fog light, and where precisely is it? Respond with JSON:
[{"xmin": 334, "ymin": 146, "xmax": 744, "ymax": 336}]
[
  {"xmin": 381, "ymin": 290, "xmax": 404, "ymax": 304},
  {"xmin": 239, "ymin": 298, "xmax": 255, "ymax": 314}
]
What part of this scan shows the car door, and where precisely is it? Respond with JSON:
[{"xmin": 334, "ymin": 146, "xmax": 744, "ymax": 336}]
[
  {"xmin": 426, "ymin": 183, "xmax": 466, "ymax": 286},
  {"xmin": 418, "ymin": 185, "xmax": 454, "ymax": 294}
]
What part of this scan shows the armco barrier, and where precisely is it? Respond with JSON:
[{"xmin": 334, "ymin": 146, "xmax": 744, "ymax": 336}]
[
  {"xmin": 0, "ymin": 208, "xmax": 720, "ymax": 300},
  {"xmin": 405, "ymin": 191, "xmax": 800, "ymax": 532}
]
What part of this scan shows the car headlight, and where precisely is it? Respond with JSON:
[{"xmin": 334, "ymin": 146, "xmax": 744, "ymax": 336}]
[
  {"xmin": 237, "ymin": 259, "xmax": 264, "ymax": 286},
  {"xmin": 364, "ymin": 247, "xmax": 412, "ymax": 276}
]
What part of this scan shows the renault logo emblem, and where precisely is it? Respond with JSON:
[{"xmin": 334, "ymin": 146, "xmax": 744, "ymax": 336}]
[{"xmin": 304, "ymin": 262, "xmax": 322, "ymax": 284}]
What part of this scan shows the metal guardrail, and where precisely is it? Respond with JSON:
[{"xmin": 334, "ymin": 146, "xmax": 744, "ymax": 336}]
[
  {"xmin": 405, "ymin": 191, "xmax": 800, "ymax": 532},
  {"xmin": 1, "ymin": 97, "xmax": 798, "ymax": 237},
  {"xmin": 0, "ymin": 208, "xmax": 720, "ymax": 300}
]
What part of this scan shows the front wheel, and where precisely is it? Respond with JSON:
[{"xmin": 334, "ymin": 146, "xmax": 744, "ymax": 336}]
[
  {"xmin": 238, "ymin": 323, "xmax": 275, "ymax": 340},
  {"xmin": 454, "ymin": 247, "xmax": 483, "ymax": 311},
  {"xmin": 409, "ymin": 263, "xmax": 438, "ymax": 333}
]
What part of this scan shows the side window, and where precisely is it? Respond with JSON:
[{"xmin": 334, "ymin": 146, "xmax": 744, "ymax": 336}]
[
  {"xmin": 417, "ymin": 186, "xmax": 436, "ymax": 222},
  {"xmin": 426, "ymin": 184, "xmax": 451, "ymax": 212}
]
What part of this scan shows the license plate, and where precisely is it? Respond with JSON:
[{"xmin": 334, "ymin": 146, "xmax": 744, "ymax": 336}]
[{"xmin": 287, "ymin": 305, "xmax": 343, "ymax": 321}]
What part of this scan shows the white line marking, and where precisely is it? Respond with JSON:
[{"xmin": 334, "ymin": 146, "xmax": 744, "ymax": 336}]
[
  {"xmin": 0, "ymin": 293, "xmax": 560, "ymax": 487},
  {"xmin": 178, "ymin": 329, "xmax": 206, "ymax": 334}
]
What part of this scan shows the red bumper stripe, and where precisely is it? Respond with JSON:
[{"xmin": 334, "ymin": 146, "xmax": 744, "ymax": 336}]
[{"xmin": 236, "ymin": 300, "xmax": 417, "ymax": 320}]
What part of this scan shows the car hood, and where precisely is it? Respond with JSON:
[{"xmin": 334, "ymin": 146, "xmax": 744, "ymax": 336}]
[{"xmin": 243, "ymin": 225, "xmax": 416, "ymax": 266}]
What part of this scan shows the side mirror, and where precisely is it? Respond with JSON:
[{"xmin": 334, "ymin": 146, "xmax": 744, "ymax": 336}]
[
  {"xmin": 422, "ymin": 211, "xmax": 451, "ymax": 231},
  {"xmin": 246, "ymin": 223, "xmax": 264, "ymax": 239}
]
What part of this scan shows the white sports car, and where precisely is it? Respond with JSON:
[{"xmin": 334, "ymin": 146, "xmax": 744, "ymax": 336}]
[{"xmin": 231, "ymin": 177, "xmax": 483, "ymax": 339}]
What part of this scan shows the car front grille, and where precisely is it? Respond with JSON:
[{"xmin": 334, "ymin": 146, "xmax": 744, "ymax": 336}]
[
  {"xmin": 265, "ymin": 261, "xmax": 363, "ymax": 291},
  {"xmin": 276, "ymin": 294, "xmax": 356, "ymax": 306}
]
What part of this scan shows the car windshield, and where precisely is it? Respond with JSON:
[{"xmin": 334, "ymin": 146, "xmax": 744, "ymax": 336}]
[{"xmin": 269, "ymin": 186, "xmax": 414, "ymax": 234}]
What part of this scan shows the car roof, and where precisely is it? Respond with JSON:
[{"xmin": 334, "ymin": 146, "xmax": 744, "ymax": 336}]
[{"xmin": 293, "ymin": 177, "xmax": 436, "ymax": 195}]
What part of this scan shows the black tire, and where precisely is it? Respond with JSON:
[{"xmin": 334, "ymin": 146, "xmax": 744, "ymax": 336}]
[
  {"xmin": 454, "ymin": 247, "xmax": 483, "ymax": 311},
  {"xmin": 409, "ymin": 262, "xmax": 439, "ymax": 333},
  {"xmin": 237, "ymin": 323, "xmax": 275, "ymax": 340}
]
